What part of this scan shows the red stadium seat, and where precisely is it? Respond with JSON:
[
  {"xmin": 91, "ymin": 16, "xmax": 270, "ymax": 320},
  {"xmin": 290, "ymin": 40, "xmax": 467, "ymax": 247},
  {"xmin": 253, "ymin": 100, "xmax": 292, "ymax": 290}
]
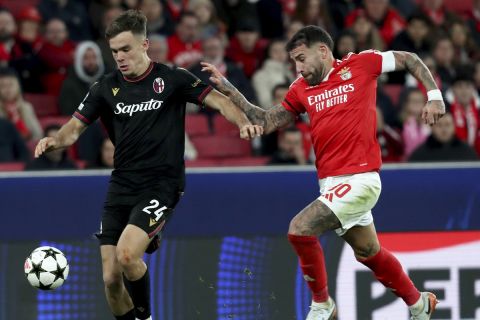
[
  {"xmin": 219, "ymin": 156, "xmax": 270, "ymax": 166},
  {"xmin": 191, "ymin": 135, "xmax": 252, "ymax": 158},
  {"xmin": 414, "ymin": 0, "xmax": 472, "ymax": 17},
  {"xmin": 0, "ymin": 162, "xmax": 25, "ymax": 171},
  {"xmin": 185, "ymin": 114, "xmax": 210, "ymax": 136},
  {"xmin": 24, "ymin": 93, "xmax": 60, "ymax": 117},
  {"xmin": 0, "ymin": 0, "xmax": 40, "ymax": 15},
  {"xmin": 213, "ymin": 114, "xmax": 238, "ymax": 136},
  {"xmin": 185, "ymin": 158, "xmax": 222, "ymax": 167}
]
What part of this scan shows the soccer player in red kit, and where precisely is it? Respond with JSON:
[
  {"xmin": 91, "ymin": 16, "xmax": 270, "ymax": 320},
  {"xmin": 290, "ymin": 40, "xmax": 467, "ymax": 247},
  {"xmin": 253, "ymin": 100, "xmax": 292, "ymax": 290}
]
[{"xmin": 202, "ymin": 25, "xmax": 445, "ymax": 320}]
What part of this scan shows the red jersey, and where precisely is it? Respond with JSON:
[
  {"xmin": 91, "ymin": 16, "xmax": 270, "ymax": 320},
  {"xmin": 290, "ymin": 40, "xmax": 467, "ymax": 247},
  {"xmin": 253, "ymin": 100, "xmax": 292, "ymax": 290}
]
[{"xmin": 282, "ymin": 50, "xmax": 396, "ymax": 178}]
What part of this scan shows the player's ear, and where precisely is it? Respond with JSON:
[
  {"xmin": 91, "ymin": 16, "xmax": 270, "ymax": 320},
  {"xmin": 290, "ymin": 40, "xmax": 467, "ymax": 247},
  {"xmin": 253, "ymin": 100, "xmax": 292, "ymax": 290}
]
[{"xmin": 143, "ymin": 38, "xmax": 149, "ymax": 51}]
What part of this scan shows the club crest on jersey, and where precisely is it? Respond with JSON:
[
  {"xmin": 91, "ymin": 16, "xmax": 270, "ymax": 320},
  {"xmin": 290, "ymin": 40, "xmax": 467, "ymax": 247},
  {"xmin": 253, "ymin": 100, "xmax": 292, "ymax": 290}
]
[
  {"xmin": 337, "ymin": 67, "xmax": 352, "ymax": 81},
  {"xmin": 153, "ymin": 77, "xmax": 165, "ymax": 94}
]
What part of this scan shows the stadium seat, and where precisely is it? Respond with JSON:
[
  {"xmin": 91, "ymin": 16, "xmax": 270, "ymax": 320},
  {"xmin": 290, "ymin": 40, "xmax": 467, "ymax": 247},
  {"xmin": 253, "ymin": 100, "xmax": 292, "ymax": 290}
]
[
  {"xmin": 213, "ymin": 114, "xmax": 239, "ymax": 136},
  {"xmin": 414, "ymin": 0, "xmax": 472, "ymax": 17},
  {"xmin": 185, "ymin": 158, "xmax": 222, "ymax": 167},
  {"xmin": 219, "ymin": 156, "xmax": 270, "ymax": 166},
  {"xmin": 191, "ymin": 135, "xmax": 252, "ymax": 158},
  {"xmin": 185, "ymin": 114, "xmax": 210, "ymax": 136},
  {"xmin": 0, "ymin": 0, "xmax": 40, "ymax": 15},
  {"xmin": 0, "ymin": 162, "xmax": 25, "ymax": 171},
  {"xmin": 24, "ymin": 93, "xmax": 60, "ymax": 117}
]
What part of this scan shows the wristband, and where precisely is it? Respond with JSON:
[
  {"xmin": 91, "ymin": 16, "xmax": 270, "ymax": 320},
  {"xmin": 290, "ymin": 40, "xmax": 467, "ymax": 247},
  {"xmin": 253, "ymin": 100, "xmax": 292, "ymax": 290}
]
[{"xmin": 427, "ymin": 89, "xmax": 443, "ymax": 101}]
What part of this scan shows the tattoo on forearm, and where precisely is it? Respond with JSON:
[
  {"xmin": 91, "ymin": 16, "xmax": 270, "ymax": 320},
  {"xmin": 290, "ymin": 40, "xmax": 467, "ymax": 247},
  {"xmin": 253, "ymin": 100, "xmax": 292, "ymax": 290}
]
[
  {"xmin": 220, "ymin": 76, "xmax": 296, "ymax": 132},
  {"xmin": 404, "ymin": 53, "xmax": 437, "ymax": 91}
]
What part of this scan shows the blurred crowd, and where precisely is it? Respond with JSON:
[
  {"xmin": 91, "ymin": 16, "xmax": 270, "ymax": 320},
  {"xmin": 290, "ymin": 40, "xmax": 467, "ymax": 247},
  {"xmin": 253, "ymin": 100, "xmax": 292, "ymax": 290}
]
[{"xmin": 0, "ymin": 0, "xmax": 478, "ymax": 171}]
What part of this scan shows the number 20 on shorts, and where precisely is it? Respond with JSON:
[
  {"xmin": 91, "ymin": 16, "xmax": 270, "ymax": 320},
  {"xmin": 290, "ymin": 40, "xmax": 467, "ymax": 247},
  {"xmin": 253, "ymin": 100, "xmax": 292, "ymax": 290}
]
[{"xmin": 322, "ymin": 183, "xmax": 352, "ymax": 202}]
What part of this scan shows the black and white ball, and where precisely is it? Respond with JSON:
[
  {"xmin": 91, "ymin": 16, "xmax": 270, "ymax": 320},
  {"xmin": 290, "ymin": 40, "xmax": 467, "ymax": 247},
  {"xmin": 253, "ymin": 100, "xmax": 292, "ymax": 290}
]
[{"xmin": 24, "ymin": 246, "xmax": 69, "ymax": 290}]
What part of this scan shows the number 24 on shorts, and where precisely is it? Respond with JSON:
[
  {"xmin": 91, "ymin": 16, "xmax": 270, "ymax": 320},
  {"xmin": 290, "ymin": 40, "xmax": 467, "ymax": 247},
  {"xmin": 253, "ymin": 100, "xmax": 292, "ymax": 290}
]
[
  {"xmin": 322, "ymin": 183, "xmax": 352, "ymax": 202},
  {"xmin": 142, "ymin": 199, "xmax": 167, "ymax": 222}
]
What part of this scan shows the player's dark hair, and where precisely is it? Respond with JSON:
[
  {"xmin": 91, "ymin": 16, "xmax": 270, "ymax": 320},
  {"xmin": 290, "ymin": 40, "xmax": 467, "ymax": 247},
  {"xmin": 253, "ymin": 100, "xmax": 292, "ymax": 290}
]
[
  {"xmin": 285, "ymin": 25, "xmax": 334, "ymax": 52},
  {"xmin": 105, "ymin": 9, "xmax": 147, "ymax": 40}
]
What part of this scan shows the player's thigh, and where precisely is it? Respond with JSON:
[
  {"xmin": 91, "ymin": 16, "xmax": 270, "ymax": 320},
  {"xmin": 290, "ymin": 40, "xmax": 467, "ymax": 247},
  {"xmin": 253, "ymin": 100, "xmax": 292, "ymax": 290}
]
[
  {"xmin": 128, "ymin": 189, "xmax": 182, "ymax": 240},
  {"xmin": 117, "ymin": 224, "xmax": 152, "ymax": 261},
  {"xmin": 289, "ymin": 199, "xmax": 342, "ymax": 235},
  {"xmin": 341, "ymin": 223, "xmax": 380, "ymax": 259},
  {"xmin": 96, "ymin": 193, "xmax": 133, "ymax": 247},
  {"xmin": 100, "ymin": 245, "xmax": 123, "ymax": 287},
  {"xmin": 318, "ymin": 172, "xmax": 382, "ymax": 236}
]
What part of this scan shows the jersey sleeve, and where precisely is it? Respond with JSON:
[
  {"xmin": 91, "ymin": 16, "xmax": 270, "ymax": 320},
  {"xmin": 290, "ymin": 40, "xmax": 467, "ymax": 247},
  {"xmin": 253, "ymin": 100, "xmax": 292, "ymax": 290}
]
[
  {"xmin": 173, "ymin": 67, "xmax": 213, "ymax": 104},
  {"xmin": 73, "ymin": 81, "xmax": 103, "ymax": 125},
  {"xmin": 356, "ymin": 50, "xmax": 396, "ymax": 77},
  {"xmin": 281, "ymin": 86, "xmax": 305, "ymax": 115}
]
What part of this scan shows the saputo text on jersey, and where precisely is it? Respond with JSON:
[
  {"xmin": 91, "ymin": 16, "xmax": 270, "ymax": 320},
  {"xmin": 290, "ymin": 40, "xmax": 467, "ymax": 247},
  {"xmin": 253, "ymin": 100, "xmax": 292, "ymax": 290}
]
[{"xmin": 114, "ymin": 99, "xmax": 164, "ymax": 116}]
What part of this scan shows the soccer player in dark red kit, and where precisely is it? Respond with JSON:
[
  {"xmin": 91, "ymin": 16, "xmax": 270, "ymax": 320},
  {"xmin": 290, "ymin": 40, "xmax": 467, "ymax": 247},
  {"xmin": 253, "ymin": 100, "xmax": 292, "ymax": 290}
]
[
  {"xmin": 202, "ymin": 25, "xmax": 445, "ymax": 320},
  {"xmin": 34, "ymin": 10, "xmax": 262, "ymax": 320}
]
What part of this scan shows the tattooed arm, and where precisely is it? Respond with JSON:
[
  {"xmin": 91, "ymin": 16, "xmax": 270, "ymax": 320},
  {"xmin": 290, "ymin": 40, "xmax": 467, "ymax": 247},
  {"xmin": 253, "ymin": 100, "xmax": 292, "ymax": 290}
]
[
  {"xmin": 201, "ymin": 62, "xmax": 295, "ymax": 133},
  {"xmin": 392, "ymin": 51, "xmax": 445, "ymax": 125}
]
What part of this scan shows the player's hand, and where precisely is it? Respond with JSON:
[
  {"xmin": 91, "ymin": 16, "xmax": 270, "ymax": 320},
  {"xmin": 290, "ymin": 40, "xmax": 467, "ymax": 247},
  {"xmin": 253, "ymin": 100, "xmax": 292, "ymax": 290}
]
[
  {"xmin": 200, "ymin": 62, "xmax": 231, "ymax": 95},
  {"xmin": 422, "ymin": 100, "xmax": 445, "ymax": 125},
  {"xmin": 34, "ymin": 137, "xmax": 57, "ymax": 158},
  {"xmin": 240, "ymin": 124, "xmax": 263, "ymax": 140}
]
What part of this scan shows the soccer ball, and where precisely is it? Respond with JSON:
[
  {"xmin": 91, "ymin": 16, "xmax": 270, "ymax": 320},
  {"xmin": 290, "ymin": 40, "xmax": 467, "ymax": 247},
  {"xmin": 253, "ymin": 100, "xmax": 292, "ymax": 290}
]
[{"xmin": 24, "ymin": 246, "xmax": 69, "ymax": 290}]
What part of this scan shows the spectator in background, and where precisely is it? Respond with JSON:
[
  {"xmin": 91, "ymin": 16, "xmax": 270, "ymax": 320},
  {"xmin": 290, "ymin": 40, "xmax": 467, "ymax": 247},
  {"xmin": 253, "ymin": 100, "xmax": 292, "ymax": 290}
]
[
  {"xmin": 0, "ymin": 9, "xmax": 17, "ymax": 66},
  {"xmin": 0, "ymin": 117, "xmax": 29, "ymax": 162},
  {"xmin": 409, "ymin": 112, "xmax": 478, "ymax": 162},
  {"xmin": 147, "ymin": 34, "xmax": 169, "ymax": 64},
  {"xmin": 87, "ymin": 137, "xmax": 115, "ymax": 168},
  {"xmin": 190, "ymin": 36, "xmax": 256, "ymax": 104},
  {"xmin": 10, "ymin": 6, "xmax": 44, "ymax": 93},
  {"xmin": 466, "ymin": 0, "xmax": 480, "ymax": 47},
  {"xmin": 348, "ymin": 9, "xmax": 385, "ymax": 52},
  {"xmin": 474, "ymin": 60, "xmax": 480, "ymax": 95},
  {"xmin": 26, "ymin": 124, "xmax": 77, "ymax": 170},
  {"xmin": 256, "ymin": 83, "xmax": 290, "ymax": 156},
  {"xmin": 391, "ymin": 12, "xmax": 432, "ymax": 55},
  {"xmin": 446, "ymin": 69, "xmax": 480, "ymax": 155},
  {"xmin": 292, "ymin": 0, "xmax": 336, "ymax": 35},
  {"xmin": 345, "ymin": 0, "xmax": 405, "ymax": 46},
  {"xmin": 268, "ymin": 126, "xmax": 308, "ymax": 165},
  {"xmin": 377, "ymin": 107, "xmax": 403, "ymax": 162},
  {"xmin": 432, "ymin": 35, "xmax": 455, "ymax": 89},
  {"xmin": 447, "ymin": 19, "xmax": 478, "ymax": 65},
  {"xmin": 333, "ymin": 30, "xmax": 358, "ymax": 58},
  {"xmin": 59, "ymin": 41, "xmax": 105, "ymax": 115},
  {"xmin": 38, "ymin": 18, "xmax": 76, "ymax": 95},
  {"xmin": 226, "ymin": 17, "xmax": 268, "ymax": 78},
  {"xmin": 286, "ymin": 20, "xmax": 305, "ymax": 42},
  {"xmin": 400, "ymin": 88, "xmax": 431, "ymax": 159},
  {"xmin": 38, "ymin": 0, "xmax": 93, "ymax": 41},
  {"xmin": 0, "ymin": 68, "xmax": 42, "ymax": 141},
  {"xmin": 140, "ymin": 0, "xmax": 174, "ymax": 36},
  {"xmin": 167, "ymin": 11, "xmax": 202, "ymax": 69},
  {"xmin": 252, "ymin": 39, "xmax": 295, "ymax": 109},
  {"xmin": 96, "ymin": 6, "xmax": 123, "ymax": 73},
  {"xmin": 187, "ymin": 0, "xmax": 224, "ymax": 40},
  {"xmin": 420, "ymin": 0, "xmax": 459, "ymax": 27}
]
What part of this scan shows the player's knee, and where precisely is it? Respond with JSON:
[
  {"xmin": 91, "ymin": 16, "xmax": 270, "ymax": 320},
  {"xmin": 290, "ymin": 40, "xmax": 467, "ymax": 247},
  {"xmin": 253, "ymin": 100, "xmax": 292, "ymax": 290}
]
[
  {"xmin": 288, "ymin": 217, "xmax": 318, "ymax": 236},
  {"xmin": 116, "ymin": 246, "xmax": 136, "ymax": 270},
  {"xmin": 103, "ymin": 269, "xmax": 123, "ymax": 290},
  {"xmin": 354, "ymin": 242, "xmax": 380, "ymax": 260}
]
